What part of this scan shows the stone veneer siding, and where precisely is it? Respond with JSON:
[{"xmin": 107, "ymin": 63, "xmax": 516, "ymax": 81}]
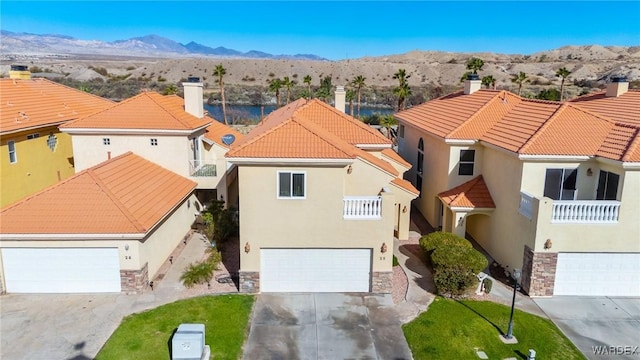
[
  {"xmin": 521, "ymin": 245, "xmax": 558, "ymax": 297},
  {"xmin": 240, "ymin": 271, "xmax": 260, "ymax": 293},
  {"xmin": 120, "ymin": 262, "xmax": 149, "ymax": 294},
  {"xmin": 372, "ymin": 271, "xmax": 393, "ymax": 293}
]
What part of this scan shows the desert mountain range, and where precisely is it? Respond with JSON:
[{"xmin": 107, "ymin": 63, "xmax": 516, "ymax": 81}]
[{"xmin": 1, "ymin": 31, "xmax": 638, "ymax": 95}]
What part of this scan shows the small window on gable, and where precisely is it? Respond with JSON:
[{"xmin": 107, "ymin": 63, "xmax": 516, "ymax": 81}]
[
  {"xmin": 278, "ymin": 171, "xmax": 305, "ymax": 199},
  {"xmin": 150, "ymin": 138, "xmax": 158, "ymax": 146},
  {"xmin": 8, "ymin": 140, "xmax": 17, "ymax": 164},
  {"xmin": 596, "ymin": 170, "xmax": 619, "ymax": 200},
  {"xmin": 399, "ymin": 124, "xmax": 405, "ymax": 138},
  {"xmin": 458, "ymin": 150, "xmax": 475, "ymax": 176},
  {"xmin": 417, "ymin": 138, "xmax": 424, "ymax": 174},
  {"xmin": 47, "ymin": 133, "xmax": 57, "ymax": 152},
  {"xmin": 27, "ymin": 133, "xmax": 40, "ymax": 140},
  {"xmin": 103, "ymin": 138, "xmax": 111, "ymax": 145}
]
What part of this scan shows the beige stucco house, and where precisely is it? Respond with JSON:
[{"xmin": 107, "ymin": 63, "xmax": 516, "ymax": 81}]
[
  {"xmin": 226, "ymin": 89, "xmax": 418, "ymax": 293},
  {"xmin": 0, "ymin": 152, "xmax": 198, "ymax": 294},
  {"xmin": 397, "ymin": 77, "xmax": 640, "ymax": 297},
  {"xmin": 59, "ymin": 79, "xmax": 243, "ymax": 206}
]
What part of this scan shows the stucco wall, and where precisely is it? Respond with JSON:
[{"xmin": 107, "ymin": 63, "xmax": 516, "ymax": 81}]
[
  {"xmin": 237, "ymin": 163, "xmax": 395, "ymax": 274},
  {"xmin": 1, "ymin": 127, "xmax": 75, "ymax": 207},
  {"xmin": 71, "ymin": 133, "xmax": 192, "ymax": 174}
]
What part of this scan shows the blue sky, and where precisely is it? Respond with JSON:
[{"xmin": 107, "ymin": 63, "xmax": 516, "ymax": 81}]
[{"xmin": 2, "ymin": 1, "xmax": 639, "ymax": 60}]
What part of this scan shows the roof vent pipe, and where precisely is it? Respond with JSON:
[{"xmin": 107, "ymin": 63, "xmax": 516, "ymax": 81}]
[
  {"xmin": 335, "ymin": 86, "xmax": 346, "ymax": 113},
  {"xmin": 606, "ymin": 75, "xmax": 629, "ymax": 98}
]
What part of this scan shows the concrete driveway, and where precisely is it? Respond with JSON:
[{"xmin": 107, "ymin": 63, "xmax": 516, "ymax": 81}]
[
  {"xmin": 534, "ymin": 297, "xmax": 640, "ymax": 360},
  {"xmin": 243, "ymin": 293, "xmax": 413, "ymax": 360}
]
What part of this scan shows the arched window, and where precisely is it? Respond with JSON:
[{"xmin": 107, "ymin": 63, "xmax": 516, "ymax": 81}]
[{"xmin": 417, "ymin": 138, "xmax": 424, "ymax": 195}]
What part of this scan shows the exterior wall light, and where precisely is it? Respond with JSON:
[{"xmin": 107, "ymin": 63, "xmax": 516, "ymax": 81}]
[
  {"xmin": 544, "ymin": 239, "xmax": 552, "ymax": 250},
  {"xmin": 347, "ymin": 165, "xmax": 353, "ymax": 174},
  {"xmin": 587, "ymin": 168, "xmax": 593, "ymax": 176},
  {"xmin": 381, "ymin": 242, "xmax": 388, "ymax": 253},
  {"xmin": 244, "ymin": 242, "xmax": 251, "ymax": 253},
  {"xmin": 124, "ymin": 244, "xmax": 129, "ymax": 251},
  {"xmin": 402, "ymin": 205, "xmax": 408, "ymax": 213}
]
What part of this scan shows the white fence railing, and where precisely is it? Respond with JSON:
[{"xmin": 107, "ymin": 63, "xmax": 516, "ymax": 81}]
[
  {"xmin": 189, "ymin": 160, "xmax": 217, "ymax": 177},
  {"xmin": 551, "ymin": 200, "xmax": 621, "ymax": 223},
  {"xmin": 343, "ymin": 196, "xmax": 382, "ymax": 219},
  {"xmin": 519, "ymin": 192, "xmax": 534, "ymax": 219}
]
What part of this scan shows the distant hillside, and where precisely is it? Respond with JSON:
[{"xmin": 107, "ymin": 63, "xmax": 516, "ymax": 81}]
[{"xmin": 0, "ymin": 30, "xmax": 328, "ymax": 61}]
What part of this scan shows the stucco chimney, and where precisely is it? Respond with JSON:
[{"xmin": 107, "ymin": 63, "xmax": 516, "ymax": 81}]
[
  {"xmin": 335, "ymin": 85, "xmax": 346, "ymax": 113},
  {"xmin": 9, "ymin": 65, "xmax": 31, "ymax": 80},
  {"xmin": 464, "ymin": 73, "xmax": 481, "ymax": 95},
  {"xmin": 183, "ymin": 77, "xmax": 204, "ymax": 118},
  {"xmin": 606, "ymin": 76, "xmax": 629, "ymax": 97}
]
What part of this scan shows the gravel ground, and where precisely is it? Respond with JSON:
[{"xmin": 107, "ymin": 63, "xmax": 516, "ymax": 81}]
[{"xmin": 392, "ymin": 265, "xmax": 408, "ymax": 304}]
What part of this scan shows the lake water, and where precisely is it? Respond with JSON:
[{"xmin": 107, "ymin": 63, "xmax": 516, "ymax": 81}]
[{"xmin": 204, "ymin": 103, "xmax": 394, "ymax": 122}]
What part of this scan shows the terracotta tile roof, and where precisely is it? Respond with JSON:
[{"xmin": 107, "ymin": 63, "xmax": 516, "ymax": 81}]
[
  {"xmin": 60, "ymin": 92, "xmax": 211, "ymax": 131},
  {"xmin": 381, "ymin": 149, "xmax": 411, "ymax": 168},
  {"xmin": 226, "ymin": 98, "xmax": 399, "ymax": 176},
  {"xmin": 438, "ymin": 175, "xmax": 495, "ymax": 209},
  {"xmin": 395, "ymin": 90, "xmax": 502, "ymax": 138},
  {"xmin": 0, "ymin": 152, "xmax": 196, "ymax": 234},
  {"xmin": 0, "ymin": 78, "xmax": 113, "ymax": 135},
  {"xmin": 569, "ymin": 90, "xmax": 640, "ymax": 126},
  {"xmin": 204, "ymin": 121, "xmax": 244, "ymax": 149},
  {"xmin": 399, "ymin": 87, "xmax": 640, "ymax": 163},
  {"xmin": 391, "ymin": 178, "xmax": 419, "ymax": 195}
]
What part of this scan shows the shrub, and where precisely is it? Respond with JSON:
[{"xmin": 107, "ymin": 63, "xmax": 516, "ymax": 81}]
[
  {"xmin": 482, "ymin": 278, "xmax": 493, "ymax": 294},
  {"xmin": 431, "ymin": 244, "xmax": 487, "ymax": 274},
  {"xmin": 393, "ymin": 255, "xmax": 399, "ymax": 267},
  {"xmin": 180, "ymin": 248, "xmax": 222, "ymax": 288},
  {"xmin": 433, "ymin": 265, "xmax": 477, "ymax": 297},
  {"xmin": 419, "ymin": 231, "xmax": 471, "ymax": 253}
]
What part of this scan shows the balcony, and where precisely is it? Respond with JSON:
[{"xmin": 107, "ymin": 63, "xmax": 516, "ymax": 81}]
[
  {"xmin": 519, "ymin": 191, "xmax": 534, "ymax": 219},
  {"xmin": 551, "ymin": 200, "xmax": 620, "ymax": 223},
  {"xmin": 189, "ymin": 160, "xmax": 217, "ymax": 177},
  {"xmin": 343, "ymin": 196, "xmax": 382, "ymax": 220}
]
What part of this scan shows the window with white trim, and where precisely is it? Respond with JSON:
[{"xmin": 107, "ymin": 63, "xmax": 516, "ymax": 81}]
[
  {"xmin": 150, "ymin": 138, "xmax": 158, "ymax": 146},
  {"xmin": 278, "ymin": 171, "xmax": 305, "ymax": 198},
  {"xmin": 596, "ymin": 170, "xmax": 619, "ymax": 200},
  {"xmin": 544, "ymin": 168, "xmax": 577, "ymax": 200},
  {"xmin": 46, "ymin": 133, "xmax": 57, "ymax": 151},
  {"xmin": 103, "ymin": 138, "xmax": 111, "ymax": 145},
  {"xmin": 8, "ymin": 140, "xmax": 17, "ymax": 164},
  {"xmin": 458, "ymin": 150, "xmax": 475, "ymax": 176},
  {"xmin": 27, "ymin": 133, "xmax": 40, "ymax": 140}
]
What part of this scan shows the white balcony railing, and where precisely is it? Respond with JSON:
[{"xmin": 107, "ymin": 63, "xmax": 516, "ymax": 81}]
[
  {"xmin": 552, "ymin": 200, "xmax": 621, "ymax": 223},
  {"xmin": 519, "ymin": 191, "xmax": 534, "ymax": 219},
  {"xmin": 189, "ymin": 160, "xmax": 217, "ymax": 177},
  {"xmin": 343, "ymin": 196, "xmax": 382, "ymax": 219}
]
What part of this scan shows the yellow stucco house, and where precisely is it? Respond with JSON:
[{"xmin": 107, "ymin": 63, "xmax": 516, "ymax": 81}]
[
  {"xmin": 226, "ymin": 89, "xmax": 418, "ymax": 294},
  {"xmin": 0, "ymin": 76, "xmax": 113, "ymax": 207},
  {"xmin": 0, "ymin": 152, "xmax": 198, "ymax": 293},
  {"xmin": 396, "ymin": 77, "xmax": 640, "ymax": 297}
]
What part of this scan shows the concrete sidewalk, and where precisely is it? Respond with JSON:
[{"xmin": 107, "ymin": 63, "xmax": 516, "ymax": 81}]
[{"xmin": 0, "ymin": 232, "xmax": 220, "ymax": 360}]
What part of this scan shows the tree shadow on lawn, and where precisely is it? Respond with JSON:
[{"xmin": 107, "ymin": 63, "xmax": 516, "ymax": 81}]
[{"xmin": 455, "ymin": 300, "xmax": 505, "ymax": 336}]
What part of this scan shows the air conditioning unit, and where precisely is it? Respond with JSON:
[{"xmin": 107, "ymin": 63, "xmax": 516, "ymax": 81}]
[{"xmin": 171, "ymin": 323, "xmax": 210, "ymax": 360}]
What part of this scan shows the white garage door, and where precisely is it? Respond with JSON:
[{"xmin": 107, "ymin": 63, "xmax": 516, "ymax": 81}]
[
  {"xmin": 2, "ymin": 248, "xmax": 121, "ymax": 293},
  {"xmin": 554, "ymin": 253, "xmax": 640, "ymax": 296},
  {"xmin": 261, "ymin": 248, "xmax": 372, "ymax": 292}
]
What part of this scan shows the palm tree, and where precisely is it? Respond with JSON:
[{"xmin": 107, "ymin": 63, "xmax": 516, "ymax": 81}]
[
  {"xmin": 481, "ymin": 75, "xmax": 496, "ymax": 89},
  {"xmin": 268, "ymin": 78, "xmax": 283, "ymax": 108},
  {"xmin": 511, "ymin": 71, "xmax": 529, "ymax": 96},
  {"xmin": 393, "ymin": 69, "xmax": 411, "ymax": 111},
  {"xmin": 282, "ymin": 76, "xmax": 295, "ymax": 104},
  {"xmin": 303, "ymin": 75, "xmax": 312, "ymax": 99},
  {"xmin": 213, "ymin": 64, "xmax": 228, "ymax": 125},
  {"xmin": 466, "ymin": 57, "xmax": 485, "ymax": 74},
  {"xmin": 556, "ymin": 67, "xmax": 572, "ymax": 101},
  {"xmin": 346, "ymin": 89, "xmax": 356, "ymax": 116},
  {"xmin": 380, "ymin": 115, "xmax": 397, "ymax": 140},
  {"xmin": 350, "ymin": 75, "xmax": 366, "ymax": 117}
]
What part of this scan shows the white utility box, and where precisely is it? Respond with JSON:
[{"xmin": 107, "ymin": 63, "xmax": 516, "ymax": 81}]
[{"xmin": 172, "ymin": 323, "xmax": 206, "ymax": 360}]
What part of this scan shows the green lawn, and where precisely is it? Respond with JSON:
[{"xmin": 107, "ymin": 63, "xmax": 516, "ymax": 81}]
[
  {"xmin": 403, "ymin": 297, "xmax": 585, "ymax": 360},
  {"xmin": 96, "ymin": 295, "xmax": 254, "ymax": 360}
]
